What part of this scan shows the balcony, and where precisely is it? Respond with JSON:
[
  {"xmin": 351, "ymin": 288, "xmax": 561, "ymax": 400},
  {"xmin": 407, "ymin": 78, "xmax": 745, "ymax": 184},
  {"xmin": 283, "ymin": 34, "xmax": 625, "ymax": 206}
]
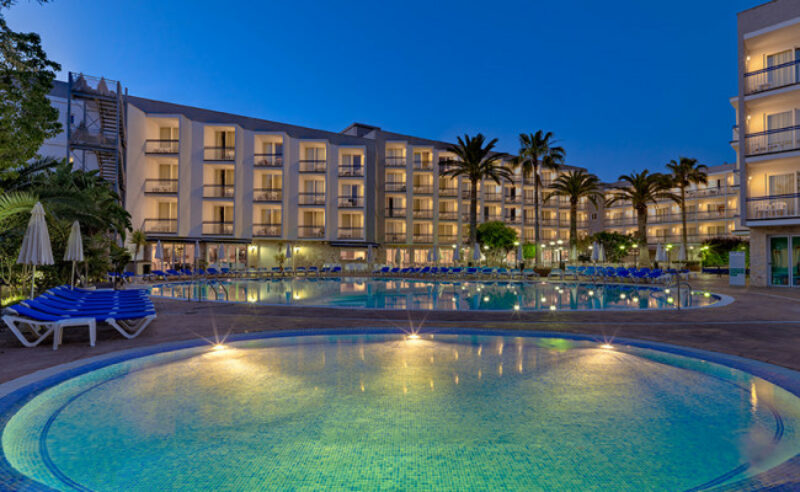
[
  {"xmin": 254, "ymin": 188, "xmax": 282, "ymax": 202},
  {"xmin": 461, "ymin": 189, "xmax": 476, "ymax": 200},
  {"xmin": 439, "ymin": 187, "xmax": 458, "ymax": 197},
  {"xmin": 385, "ymin": 207, "xmax": 406, "ymax": 218},
  {"xmin": 385, "ymin": 156, "xmax": 406, "ymax": 168},
  {"xmin": 745, "ymin": 126, "xmax": 800, "ymax": 157},
  {"xmin": 253, "ymin": 223, "xmax": 281, "ymax": 237},
  {"xmin": 338, "ymin": 165, "xmax": 365, "ymax": 177},
  {"xmin": 298, "ymin": 225, "xmax": 325, "ymax": 238},
  {"xmin": 385, "ymin": 182, "xmax": 407, "ymax": 193},
  {"xmin": 299, "ymin": 159, "xmax": 326, "ymax": 173},
  {"xmin": 483, "ymin": 214, "xmax": 503, "ymax": 222},
  {"xmin": 438, "ymin": 233, "xmax": 457, "ymax": 243},
  {"xmin": 203, "ymin": 184, "xmax": 235, "ymax": 198},
  {"xmin": 144, "ymin": 179, "xmax": 177, "ymax": 194},
  {"xmin": 204, "ymin": 147, "xmax": 235, "ymax": 161},
  {"xmin": 525, "ymin": 217, "xmax": 560, "ymax": 227},
  {"xmin": 484, "ymin": 192, "xmax": 502, "ymax": 202},
  {"xmin": 648, "ymin": 211, "xmax": 733, "ymax": 224},
  {"xmin": 385, "ymin": 232, "xmax": 406, "ymax": 242},
  {"xmin": 145, "ymin": 139, "xmax": 179, "ymax": 154},
  {"xmin": 143, "ymin": 218, "xmax": 176, "ymax": 234},
  {"xmin": 747, "ymin": 193, "xmax": 800, "ymax": 222},
  {"xmin": 412, "ymin": 233, "xmax": 434, "ymax": 243},
  {"xmin": 686, "ymin": 185, "xmax": 737, "ymax": 198},
  {"xmin": 504, "ymin": 215, "xmax": 522, "ymax": 225},
  {"xmin": 254, "ymin": 153, "xmax": 283, "ymax": 167},
  {"xmin": 413, "ymin": 209, "xmax": 434, "ymax": 219},
  {"xmin": 504, "ymin": 194, "xmax": 522, "ymax": 203},
  {"xmin": 413, "ymin": 160, "xmax": 434, "ymax": 171},
  {"xmin": 648, "ymin": 232, "xmax": 734, "ymax": 244},
  {"xmin": 203, "ymin": 221, "xmax": 233, "ymax": 235},
  {"xmin": 299, "ymin": 192, "xmax": 326, "ymax": 206},
  {"xmin": 338, "ymin": 195, "xmax": 364, "ymax": 208},
  {"xmin": 744, "ymin": 59, "xmax": 800, "ymax": 95},
  {"xmin": 338, "ymin": 227, "xmax": 364, "ymax": 240},
  {"xmin": 604, "ymin": 216, "xmax": 637, "ymax": 226},
  {"xmin": 413, "ymin": 185, "xmax": 434, "ymax": 194},
  {"xmin": 439, "ymin": 211, "xmax": 458, "ymax": 221}
]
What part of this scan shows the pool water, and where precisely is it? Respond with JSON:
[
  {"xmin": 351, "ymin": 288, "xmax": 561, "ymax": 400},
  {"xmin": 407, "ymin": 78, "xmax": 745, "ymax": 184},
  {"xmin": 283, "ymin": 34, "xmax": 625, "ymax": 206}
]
[
  {"xmin": 150, "ymin": 277, "xmax": 722, "ymax": 311},
  {"xmin": 2, "ymin": 333, "xmax": 799, "ymax": 491}
]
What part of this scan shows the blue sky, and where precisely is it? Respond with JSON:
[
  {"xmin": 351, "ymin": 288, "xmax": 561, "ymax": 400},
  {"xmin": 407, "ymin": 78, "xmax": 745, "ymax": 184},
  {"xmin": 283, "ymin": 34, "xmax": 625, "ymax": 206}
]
[{"xmin": 6, "ymin": 0, "xmax": 761, "ymax": 181}]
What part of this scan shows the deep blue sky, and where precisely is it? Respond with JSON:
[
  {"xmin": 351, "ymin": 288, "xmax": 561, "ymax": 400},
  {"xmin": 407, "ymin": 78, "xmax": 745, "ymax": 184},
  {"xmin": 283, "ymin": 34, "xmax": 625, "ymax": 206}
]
[{"xmin": 6, "ymin": 0, "xmax": 761, "ymax": 181}]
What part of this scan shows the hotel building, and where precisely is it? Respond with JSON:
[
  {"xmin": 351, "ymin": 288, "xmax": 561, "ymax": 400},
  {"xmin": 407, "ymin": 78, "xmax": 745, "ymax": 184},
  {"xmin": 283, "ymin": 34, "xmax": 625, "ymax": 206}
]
[
  {"xmin": 733, "ymin": 0, "xmax": 800, "ymax": 287},
  {"xmin": 41, "ymin": 75, "xmax": 592, "ymax": 271}
]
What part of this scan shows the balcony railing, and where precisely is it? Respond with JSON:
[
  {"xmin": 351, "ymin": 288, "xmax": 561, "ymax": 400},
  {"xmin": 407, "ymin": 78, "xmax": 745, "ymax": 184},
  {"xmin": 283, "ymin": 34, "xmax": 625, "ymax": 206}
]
[
  {"xmin": 385, "ymin": 156, "xmax": 406, "ymax": 168},
  {"xmin": 745, "ymin": 126, "xmax": 800, "ymax": 156},
  {"xmin": 648, "ymin": 233, "xmax": 734, "ymax": 243},
  {"xmin": 413, "ymin": 209, "xmax": 434, "ymax": 219},
  {"xmin": 203, "ymin": 184, "xmax": 235, "ymax": 198},
  {"xmin": 254, "ymin": 188, "xmax": 282, "ymax": 202},
  {"xmin": 204, "ymin": 146, "xmax": 235, "ymax": 161},
  {"xmin": 385, "ymin": 232, "xmax": 406, "ymax": 242},
  {"xmin": 413, "ymin": 161, "xmax": 434, "ymax": 171},
  {"xmin": 385, "ymin": 207, "xmax": 406, "ymax": 218},
  {"xmin": 484, "ymin": 192, "xmax": 502, "ymax": 202},
  {"xmin": 483, "ymin": 214, "xmax": 503, "ymax": 222},
  {"xmin": 253, "ymin": 223, "xmax": 281, "ymax": 237},
  {"xmin": 525, "ymin": 217, "xmax": 560, "ymax": 227},
  {"xmin": 647, "ymin": 211, "xmax": 733, "ymax": 223},
  {"xmin": 299, "ymin": 192, "xmax": 326, "ymax": 205},
  {"xmin": 144, "ymin": 179, "xmax": 178, "ymax": 194},
  {"xmin": 145, "ymin": 139, "xmax": 179, "ymax": 154},
  {"xmin": 504, "ymin": 215, "xmax": 522, "ymax": 224},
  {"xmin": 686, "ymin": 185, "xmax": 736, "ymax": 198},
  {"xmin": 385, "ymin": 182, "xmax": 407, "ymax": 193},
  {"xmin": 254, "ymin": 153, "xmax": 283, "ymax": 167},
  {"xmin": 439, "ymin": 187, "xmax": 458, "ymax": 197},
  {"xmin": 413, "ymin": 233, "xmax": 434, "ymax": 243},
  {"xmin": 298, "ymin": 225, "xmax": 325, "ymax": 238},
  {"xmin": 504, "ymin": 194, "xmax": 522, "ymax": 203},
  {"xmin": 143, "ymin": 218, "xmax": 176, "ymax": 234},
  {"xmin": 413, "ymin": 185, "xmax": 434, "ymax": 194},
  {"xmin": 461, "ymin": 189, "xmax": 476, "ymax": 200},
  {"xmin": 299, "ymin": 159, "xmax": 326, "ymax": 173},
  {"xmin": 338, "ymin": 196, "xmax": 364, "ymax": 208},
  {"xmin": 338, "ymin": 165, "xmax": 365, "ymax": 177},
  {"xmin": 604, "ymin": 216, "xmax": 637, "ymax": 226},
  {"xmin": 439, "ymin": 211, "xmax": 458, "ymax": 221},
  {"xmin": 438, "ymin": 233, "xmax": 457, "ymax": 243},
  {"xmin": 744, "ymin": 59, "xmax": 800, "ymax": 95},
  {"xmin": 747, "ymin": 193, "xmax": 800, "ymax": 221},
  {"xmin": 203, "ymin": 221, "xmax": 233, "ymax": 235},
  {"xmin": 338, "ymin": 227, "xmax": 364, "ymax": 239}
]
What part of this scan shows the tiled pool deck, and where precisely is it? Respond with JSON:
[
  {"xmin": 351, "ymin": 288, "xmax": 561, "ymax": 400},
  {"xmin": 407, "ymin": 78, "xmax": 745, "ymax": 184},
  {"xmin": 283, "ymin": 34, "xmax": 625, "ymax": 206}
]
[{"xmin": 1, "ymin": 275, "xmax": 800, "ymax": 489}]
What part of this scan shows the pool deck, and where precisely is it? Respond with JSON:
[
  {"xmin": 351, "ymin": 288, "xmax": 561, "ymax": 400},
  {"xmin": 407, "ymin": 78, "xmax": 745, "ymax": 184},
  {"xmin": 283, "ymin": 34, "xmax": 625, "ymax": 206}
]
[{"xmin": 2, "ymin": 275, "xmax": 800, "ymax": 384}]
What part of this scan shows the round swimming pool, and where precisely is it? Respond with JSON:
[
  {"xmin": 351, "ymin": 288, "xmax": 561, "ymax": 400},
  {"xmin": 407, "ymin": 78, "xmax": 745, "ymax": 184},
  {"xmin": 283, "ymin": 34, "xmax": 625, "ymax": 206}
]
[
  {"xmin": 1, "ymin": 330, "xmax": 798, "ymax": 490},
  {"xmin": 149, "ymin": 277, "xmax": 728, "ymax": 311}
]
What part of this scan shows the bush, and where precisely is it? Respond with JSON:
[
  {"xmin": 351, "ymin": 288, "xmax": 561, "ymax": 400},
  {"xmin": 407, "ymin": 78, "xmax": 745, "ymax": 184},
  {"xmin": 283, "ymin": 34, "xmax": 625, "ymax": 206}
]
[{"xmin": 700, "ymin": 237, "xmax": 749, "ymax": 267}]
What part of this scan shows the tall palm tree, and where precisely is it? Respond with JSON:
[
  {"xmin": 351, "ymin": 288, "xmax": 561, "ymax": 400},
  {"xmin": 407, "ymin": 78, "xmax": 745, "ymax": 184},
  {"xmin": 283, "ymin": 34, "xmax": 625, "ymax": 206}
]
[
  {"xmin": 545, "ymin": 170, "xmax": 603, "ymax": 258},
  {"xmin": 607, "ymin": 170, "xmax": 675, "ymax": 266},
  {"xmin": 512, "ymin": 131, "xmax": 564, "ymax": 264},
  {"xmin": 440, "ymin": 134, "xmax": 511, "ymax": 245},
  {"xmin": 666, "ymin": 157, "xmax": 708, "ymax": 258}
]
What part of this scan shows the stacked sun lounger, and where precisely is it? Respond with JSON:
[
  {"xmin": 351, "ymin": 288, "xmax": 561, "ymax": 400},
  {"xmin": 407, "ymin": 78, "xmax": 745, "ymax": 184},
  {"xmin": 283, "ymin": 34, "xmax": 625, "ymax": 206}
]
[{"xmin": 2, "ymin": 286, "xmax": 157, "ymax": 350}]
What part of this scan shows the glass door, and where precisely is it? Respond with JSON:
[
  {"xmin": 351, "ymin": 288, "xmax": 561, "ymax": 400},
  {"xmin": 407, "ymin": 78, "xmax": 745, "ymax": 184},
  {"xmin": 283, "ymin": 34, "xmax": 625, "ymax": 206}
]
[
  {"xmin": 770, "ymin": 237, "xmax": 789, "ymax": 286},
  {"xmin": 793, "ymin": 237, "xmax": 800, "ymax": 287}
]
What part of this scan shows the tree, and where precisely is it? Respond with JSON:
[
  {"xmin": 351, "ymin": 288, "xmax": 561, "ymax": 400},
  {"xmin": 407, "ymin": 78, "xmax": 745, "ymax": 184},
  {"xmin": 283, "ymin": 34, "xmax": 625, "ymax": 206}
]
[
  {"xmin": 130, "ymin": 229, "xmax": 147, "ymax": 273},
  {"xmin": 666, "ymin": 157, "xmax": 708, "ymax": 259},
  {"xmin": 588, "ymin": 231, "xmax": 637, "ymax": 264},
  {"xmin": 607, "ymin": 170, "xmax": 675, "ymax": 266},
  {"xmin": 440, "ymin": 134, "xmax": 511, "ymax": 245},
  {"xmin": 0, "ymin": 15, "xmax": 61, "ymax": 177},
  {"xmin": 476, "ymin": 221, "xmax": 517, "ymax": 263},
  {"xmin": 544, "ymin": 170, "xmax": 603, "ymax": 258},
  {"xmin": 512, "ymin": 131, "xmax": 565, "ymax": 265}
]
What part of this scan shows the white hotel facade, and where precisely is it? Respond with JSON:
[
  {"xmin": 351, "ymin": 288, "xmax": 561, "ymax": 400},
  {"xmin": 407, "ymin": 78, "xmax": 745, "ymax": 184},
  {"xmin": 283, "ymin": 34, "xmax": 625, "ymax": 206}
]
[{"xmin": 40, "ymin": 73, "xmax": 742, "ymax": 274}]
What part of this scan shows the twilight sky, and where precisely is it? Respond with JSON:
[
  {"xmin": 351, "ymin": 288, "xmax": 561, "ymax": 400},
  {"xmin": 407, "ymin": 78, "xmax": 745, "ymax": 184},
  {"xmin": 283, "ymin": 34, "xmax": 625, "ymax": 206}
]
[{"xmin": 6, "ymin": 0, "xmax": 762, "ymax": 181}]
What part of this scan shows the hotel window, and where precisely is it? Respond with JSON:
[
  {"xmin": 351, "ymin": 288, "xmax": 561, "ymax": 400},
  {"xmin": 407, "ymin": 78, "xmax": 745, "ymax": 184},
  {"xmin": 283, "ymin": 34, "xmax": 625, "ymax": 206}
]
[
  {"xmin": 342, "ymin": 153, "xmax": 362, "ymax": 169},
  {"xmin": 213, "ymin": 205, "xmax": 233, "ymax": 222},
  {"xmin": 414, "ymin": 151, "xmax": 432, "ymax": 166},
  {"xmin": 158, "ymin": 163, "xmax": 177, "ymax": 180},
  {"xmin": 261, "ymin": 174, "xmax": 281, "ymax": 189},
  {"xmin": 305, "ymin": 147, "xmax": 325, "ymax": 161},
  {"xmin": 213, "ymin": 168, "xmax": 234, "ymax": 186},
  {"xmin": 303, "ymin": 179, "xmax": 325, "ymax": 194},
  {"xmin": 159, "ymin": 126, "xmax": 178, "ymax": 140},
  {"xmin": 262, "ymin": 141, "xmax": 282, "ymax": 155},
  {"xmin": 341, "ymin": 183, "xmax": 361, "ymax": 198},
  {"xmin": 769, "ymin": 173, "xmax": 795, "ymax": 196},
  {"xmin": 260, "ymin": 209, "xmax": 281, "ymax": 225},
  {"xmin": 157, "ymin": 201, "xmax": 176, "ymax": 219},
  {"xmin": 302, "ymin": 210, "xmax": 324, "ymax": 226},
  {"xmin": 214, "ymin": 130, "xmax": 235, "ymax": 148}
]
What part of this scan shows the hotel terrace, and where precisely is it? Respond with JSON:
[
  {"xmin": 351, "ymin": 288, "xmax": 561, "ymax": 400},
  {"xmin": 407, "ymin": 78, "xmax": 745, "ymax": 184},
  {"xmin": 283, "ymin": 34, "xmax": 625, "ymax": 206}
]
[{"xmin": 39, "ymin": 76, "xmax": 745, "ymax": 272}]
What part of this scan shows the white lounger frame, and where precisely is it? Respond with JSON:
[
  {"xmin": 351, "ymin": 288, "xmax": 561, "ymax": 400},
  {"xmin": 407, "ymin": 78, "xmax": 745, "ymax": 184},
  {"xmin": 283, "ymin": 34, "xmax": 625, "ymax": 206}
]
[{"xmin": 2, "ymin": 314, "xmax": 96, "ymax": 350}]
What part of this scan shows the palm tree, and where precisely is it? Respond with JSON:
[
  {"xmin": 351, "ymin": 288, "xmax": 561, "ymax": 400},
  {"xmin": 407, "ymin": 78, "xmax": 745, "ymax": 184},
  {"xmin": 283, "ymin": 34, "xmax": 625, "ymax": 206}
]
[
  {"xmin": 130, "ymin": 229, "xmax": 147, "ymax": 274},
  {"xmin": 545, "ymin": 170, "xmax": 603, "ymax": 259},
  {"xmin": 440, "ymin": 134, "xmax": 511, "ymax": 245},
  {"xmin": 607, "ymin": 170, "xmax": 675, "ymax": 266},
  {"xmin": 666, "ymin": 157, "xmax": 708, "ymax": 258},
  {"xmin": 512, "ymin": 131, "xmax": 565, "ymax": 264}
]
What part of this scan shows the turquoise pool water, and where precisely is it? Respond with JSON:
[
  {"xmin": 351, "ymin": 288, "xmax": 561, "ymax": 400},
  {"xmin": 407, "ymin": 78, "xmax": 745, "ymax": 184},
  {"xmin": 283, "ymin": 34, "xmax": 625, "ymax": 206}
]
[
  {"xmin": 150, "ymin": 277, "xmax": 724, "ymax": 311},
  {"xmin": 2, "ymin": 332, "xmax": 799, "ymax": 491}
]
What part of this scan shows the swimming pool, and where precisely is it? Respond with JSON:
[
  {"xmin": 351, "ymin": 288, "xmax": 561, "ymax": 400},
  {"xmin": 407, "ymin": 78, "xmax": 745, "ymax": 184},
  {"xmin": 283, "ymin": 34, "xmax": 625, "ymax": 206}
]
[
  {"xmin": 1, "ymin": 330, "xmax": 798, "ymax": 490},
  {"xmin": 150, "ymin": 277, "xmax": 727, "ymax": 311}
]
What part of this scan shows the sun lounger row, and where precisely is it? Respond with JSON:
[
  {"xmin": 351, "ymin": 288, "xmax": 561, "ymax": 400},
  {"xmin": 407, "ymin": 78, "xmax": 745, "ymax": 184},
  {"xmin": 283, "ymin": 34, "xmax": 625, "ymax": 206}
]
[
  {"xmin": 2, "ymin": 286, "xmax": 156, "ymax": 350},
  {"xmin": 371, "ymin": 266, "xmax": 541, "ymax": 280}
]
